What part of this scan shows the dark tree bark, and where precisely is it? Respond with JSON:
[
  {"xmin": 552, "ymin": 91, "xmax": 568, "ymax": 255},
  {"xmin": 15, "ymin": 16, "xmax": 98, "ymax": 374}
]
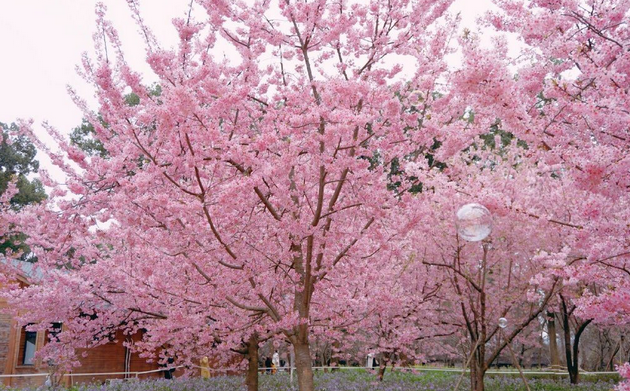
[
  {"xmin": 560, "ymin": 297, "xmax": 593, "ymax": 384},
  {"xmin": 231, "ymin": 333, "xmax": 260, "ymax": 391},
  {"xmin": 245, "ymin": 333, "xmax": 260, "ymax": 391}
]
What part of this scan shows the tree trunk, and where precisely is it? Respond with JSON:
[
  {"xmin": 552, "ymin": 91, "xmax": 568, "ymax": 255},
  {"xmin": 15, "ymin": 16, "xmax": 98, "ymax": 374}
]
[
  {"xmin": 547, "ymin": 312, "xmax": 561, "ymax": 369},
  {"xmin": 561, "ymin": 299, "xmax": 592, "ymax": 384},
  {"xmin": 377, "ymin": 364, "xmax": 387, "ymax": 381},
  {"xmin": 330, "ymin": 340, "xmax": 340, "ymax": 370},
  {"xmin": 469, "ymin": 337, "xmax": 486, "ymax": 391},
  {"xmin": 561, "ymin": 303, "xmax": 578, "ymax": 384},
  {"xmin": 288, "ymin": 237, "xmax": 316, "ymax": 391},
  {"xmin": 245, "ymin": 333, "xmax": 259, "ymax": 391},
  {"xmin": 566, "ymin": 352, "xmax": 579, "ymax": 384},
  {"xmin": 377, "ymin": 353, "xmax": 388, "ymax": 382},
  {"xmin": 469, "ymin": 358, "xmax": 485, "ymax": 391},
  {"xmin": 608, "ymin": 344, "xmax": 620, "ymax": 371},
  {"xmin": 294, "ymin": 341, "xmax": 314, "ymax": 391},
  {"xmin": 569, "ymin": 320, "xmax": 590, "ymax": 384},
  {"xmin": 474, "ymin": 369, "xmax": 485, "ymax": 391}
]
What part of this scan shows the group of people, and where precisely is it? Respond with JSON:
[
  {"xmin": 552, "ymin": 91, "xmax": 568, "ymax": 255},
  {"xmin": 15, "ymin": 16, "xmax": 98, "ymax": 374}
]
[{"xmin": 262, "ymin": 350, "xmax": 286, "ymax": 374}]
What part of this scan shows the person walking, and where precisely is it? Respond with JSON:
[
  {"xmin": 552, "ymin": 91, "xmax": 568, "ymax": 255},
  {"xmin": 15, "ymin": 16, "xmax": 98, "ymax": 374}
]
[
  {"xmin": 200, "ymin": 357, "xmax": 210, "ymax": 379},
  {"xmin": 272, "ymin": 350, "xmax": 280, "ymax": 375}
]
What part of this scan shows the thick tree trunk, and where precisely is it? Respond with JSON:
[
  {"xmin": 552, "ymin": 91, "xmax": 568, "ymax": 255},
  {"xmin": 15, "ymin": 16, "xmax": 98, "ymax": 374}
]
[
  {"xmin": 294, "ymin": 341, "xmax": 315, "ymax": 391},
  {"xmin": 245, "ymin": 334, "xmax": 259, "ymax": 391},
  {"xmin": 547, "ymin": 312, "xmax": 561, "ymax": 369}
]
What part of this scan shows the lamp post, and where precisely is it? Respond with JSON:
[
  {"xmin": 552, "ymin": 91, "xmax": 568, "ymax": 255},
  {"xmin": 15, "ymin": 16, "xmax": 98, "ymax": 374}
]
[
  {"xmin": 453, "ymin": 203, "xmax": 492, "ymax": 391},
  {"xmin": 455, "ymin": 203, "xmax": 492, "ymax": 243},
  {"xmin": 452, "ymin": 203, "xmax": 530, "ymax": 391}
]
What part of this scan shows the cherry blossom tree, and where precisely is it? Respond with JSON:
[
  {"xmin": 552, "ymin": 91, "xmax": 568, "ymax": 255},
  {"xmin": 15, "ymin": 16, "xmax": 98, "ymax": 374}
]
[
  {"xmin": 320, "ymin": 248, "xmax": 455, "ymax": 381},
  {"xmin": 400, "ymin": 140, "xmax": 579, "ymax": 391},
  {"xmin": 618, "ymin": 363, "xmax": 630, "ymax": 391},
  {"xmin": 1, "ymin": 1, "xmax": 476, "ymax": 390},
  {"xmin": 2, "ymin": 1, "xmax": 628, "ymax": 391},
  {"xmin": 487, "ymin": 0, "xmax": 630, "ymax": 384}
]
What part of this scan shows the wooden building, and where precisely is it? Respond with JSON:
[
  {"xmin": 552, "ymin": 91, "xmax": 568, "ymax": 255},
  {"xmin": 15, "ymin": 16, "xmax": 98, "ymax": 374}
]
[
  {"xmin": 0, "ymin": 268, "xmax": 164, "ymax": 388},
  {"xmin": 0, "ymin": 261, "xmax": 239, "ymax": 387}
]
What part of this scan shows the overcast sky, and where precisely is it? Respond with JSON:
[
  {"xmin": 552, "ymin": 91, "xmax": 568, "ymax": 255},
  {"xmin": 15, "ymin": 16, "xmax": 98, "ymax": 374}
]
[
  {"xmin": 0, "ymin": 1, "xmax": 192, "ymax": 133},
  {"xmin": 0, "ymin": 0, "xmax": 492, "ymax": 179}
]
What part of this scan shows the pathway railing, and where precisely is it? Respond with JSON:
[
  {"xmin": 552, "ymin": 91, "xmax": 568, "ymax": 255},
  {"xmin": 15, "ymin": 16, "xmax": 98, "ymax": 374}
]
[{"xmin": 0, "ymin": 365, "xmax": 619, "ymax": 386}]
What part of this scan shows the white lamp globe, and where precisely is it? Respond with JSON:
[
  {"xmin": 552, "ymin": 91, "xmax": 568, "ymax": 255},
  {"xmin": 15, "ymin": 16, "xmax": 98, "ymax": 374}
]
[{"xmin": 456, "ymin": 203, "xmax": 492, "ymax": 242}]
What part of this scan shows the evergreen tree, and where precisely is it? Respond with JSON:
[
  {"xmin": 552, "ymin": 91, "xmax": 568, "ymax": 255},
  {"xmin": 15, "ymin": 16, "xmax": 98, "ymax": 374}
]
[{"xmin": 0, "ymin": 122, "xmax": 46, "ymax": 259}]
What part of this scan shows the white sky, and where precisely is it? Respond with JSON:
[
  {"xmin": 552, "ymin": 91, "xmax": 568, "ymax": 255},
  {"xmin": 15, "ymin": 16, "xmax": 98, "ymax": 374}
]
[
  {"xmin": 0, "ymin": 1, "xmax": 191, "ymax": 133},
  {"xmin": 0, "ymin": 0, "xmax": 493, "ymax": 179}
]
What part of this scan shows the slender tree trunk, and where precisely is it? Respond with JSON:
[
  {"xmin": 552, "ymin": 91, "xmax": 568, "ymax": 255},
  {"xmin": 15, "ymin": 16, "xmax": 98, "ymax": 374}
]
[
  {"xmin": 547, "ymin": 312, "xmax": 561, "ymax": 369},
  {"xmin": 377, "ymin": 353, "xmax": 389, "ymax": 381},
  {"xmin": 474, "ymin": 369, "xmax": 485, "ymax": 391},
  {"xmin": 570, "ymin": 321, "xmax": 590, "ymax": 384},
  {"xmin": 470, "ymin": 357, "xmax": 485, "ymax": 391},
  {"xmin": 468, "ymin": 335, "xmax": 486, "ymax": 391},
  {"xmin": 561, "ymin": 299, "xmax": 592, "ymax": 384},
  {"xmin": 245, "ymin": 333, "xmax": 259, "ymax": 391},
  {"xmin": 561, "ymin": 303, "xmax": 578, "ymax": 384},
  {"xmin": 378, "ymin": 363, "xmax": 387, "ymax": 381},
  {"xmin": 475, "ymin": 246, "xmax": 488, "ymax": 391},
  {"xmin": 469, "ymin": 244, "xmax": 488, "ymax": 391},
  {"xmin": 330, "ymin": 340, "xmax": 340, "ymax": 370},
  {"xmin": 565, "ymin": 342, "xmax": 579, "ymax": 383},
  {"xmin": 606, "ymin": 342, "xmax": 619, "ymax": 371},
  {"xmin": 294, "ymin": 338, "xmax": 315, "ymax": 391}
]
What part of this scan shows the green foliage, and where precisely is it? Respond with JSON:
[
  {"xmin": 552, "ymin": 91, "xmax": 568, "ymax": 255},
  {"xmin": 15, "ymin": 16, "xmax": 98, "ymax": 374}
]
[
  {"xmin": 385, "ymin": 138, "xmax": 445, "ymax": 196},
  {"xmin": 0, "ymin": 122, "xmax": 47, "ymax": 260},
  {"xmin": 0, "ymin": 123, "xmax": 45, "ymax": 205},
  {"xmin": 125, "ymin": 93, "xmax": 141, "ymax": 107},
  {"xmin": 69, "ymin": 119, "xmax": 108, "ymax": 158},
  {"xmin": 464, "ymin": 119, "xmax": 529, "ymax": 173},
  {"xmin": 477, "ymin": 121, "xmax": 528, "ymax": 152},
  {"xmin": 70, "ymin": 85, "xmax": 162, "ymax": 158}
]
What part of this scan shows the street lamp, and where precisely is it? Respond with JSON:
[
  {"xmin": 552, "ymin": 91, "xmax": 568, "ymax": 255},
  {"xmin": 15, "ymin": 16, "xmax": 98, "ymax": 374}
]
[
  {"xmin": 453, "ymin": 203, "xmax": 493, "ymax": 391},
  {"xmin": 454, "ymin": 204, "xmax": 530, "ymax": 391},
  {"xmin": 456, "ymin": 203, "xmax": 492, "ymax": 242}
]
